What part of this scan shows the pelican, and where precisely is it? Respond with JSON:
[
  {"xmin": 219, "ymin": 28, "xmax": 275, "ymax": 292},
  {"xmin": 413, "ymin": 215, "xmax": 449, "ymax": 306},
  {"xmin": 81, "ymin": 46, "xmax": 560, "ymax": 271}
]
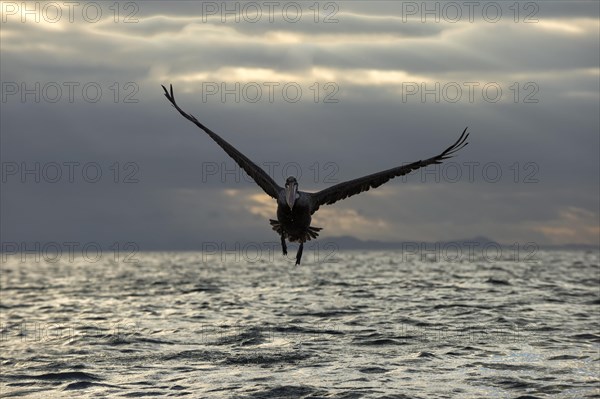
[{"xmin": 162, "ymin": 84, "xmax": 469, "ymax": 265}]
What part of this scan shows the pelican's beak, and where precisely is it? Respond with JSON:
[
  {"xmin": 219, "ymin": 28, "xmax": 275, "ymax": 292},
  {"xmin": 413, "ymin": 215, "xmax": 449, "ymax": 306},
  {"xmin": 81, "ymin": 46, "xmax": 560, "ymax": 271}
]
[{"xmin": 285, "ymin": 184, "xmax": 297, "ymax": 210}]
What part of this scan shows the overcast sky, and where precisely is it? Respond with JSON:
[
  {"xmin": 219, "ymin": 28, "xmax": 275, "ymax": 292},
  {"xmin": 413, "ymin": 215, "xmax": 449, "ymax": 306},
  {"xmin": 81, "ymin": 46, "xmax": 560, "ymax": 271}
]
[{"xmin": 1, "ymin": 1, "xmax": 599, "ymax": 252}]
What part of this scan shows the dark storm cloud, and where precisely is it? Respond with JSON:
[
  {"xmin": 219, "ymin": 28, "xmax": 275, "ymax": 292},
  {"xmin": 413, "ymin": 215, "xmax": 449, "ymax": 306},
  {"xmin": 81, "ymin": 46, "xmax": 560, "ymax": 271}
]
[
  {"xmin": 135, "ymin": 1, "xmax": 599, "ymax": 21},
  {"xmin": 4, "ymin": 4, "xmax": 597, "ymax": 78},
  {"xmin": 1, "ymin": 1, "xmax": 599, "ymax": 248}
]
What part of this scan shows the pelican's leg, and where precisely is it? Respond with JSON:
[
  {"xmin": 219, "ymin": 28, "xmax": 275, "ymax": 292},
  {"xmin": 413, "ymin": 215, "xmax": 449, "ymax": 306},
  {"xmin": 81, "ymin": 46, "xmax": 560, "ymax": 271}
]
[
  {"xmin": 281, "ymin": 234, "xmax": 287, "ymax": 255},
  {"xmin": 295, "ymin": 242, "xmax": 304, "ymax": 266}
]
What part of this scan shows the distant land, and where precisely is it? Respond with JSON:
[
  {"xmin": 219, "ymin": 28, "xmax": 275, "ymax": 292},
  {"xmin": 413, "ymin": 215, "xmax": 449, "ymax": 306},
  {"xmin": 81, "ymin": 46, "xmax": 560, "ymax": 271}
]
[
  {"xmin": 317, "ymin": 236, "xmax": 599, "ymax": 251},
  {"xmin": 0, "ymin": 236, "xmax": 597, "ymax": 254}
]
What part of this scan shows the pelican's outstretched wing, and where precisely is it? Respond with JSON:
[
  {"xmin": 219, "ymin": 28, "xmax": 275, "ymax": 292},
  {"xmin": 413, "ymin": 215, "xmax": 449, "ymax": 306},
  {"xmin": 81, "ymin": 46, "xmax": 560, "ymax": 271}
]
[
  {"xmin": 162, "ymin": 84, "xmax": 282, "ymax": 199},
  {"xmin": 309, "ymin": 128, "xmax": 469, "ymax": 213}
]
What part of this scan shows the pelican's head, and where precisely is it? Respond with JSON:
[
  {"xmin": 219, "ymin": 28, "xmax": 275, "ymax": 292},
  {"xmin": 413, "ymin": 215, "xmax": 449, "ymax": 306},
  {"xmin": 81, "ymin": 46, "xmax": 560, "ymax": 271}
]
[{"xmin": 285, "ymin": 176, "xmax": 298, "ymax": 210}]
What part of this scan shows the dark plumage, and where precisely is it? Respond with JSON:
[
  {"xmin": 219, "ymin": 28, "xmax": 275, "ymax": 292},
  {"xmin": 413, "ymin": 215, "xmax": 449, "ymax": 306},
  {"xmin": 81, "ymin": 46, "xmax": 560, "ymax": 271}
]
[{"xmin": 162, "ymin": 84, "xmax": 470, "ymax": 265}]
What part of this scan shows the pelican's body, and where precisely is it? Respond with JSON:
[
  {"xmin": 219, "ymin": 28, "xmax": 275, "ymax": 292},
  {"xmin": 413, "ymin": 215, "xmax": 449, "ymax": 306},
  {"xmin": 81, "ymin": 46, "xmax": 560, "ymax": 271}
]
[
  {"xmin": 269, "ymin": 180, "xmax": 323, "ymax": 263},
  {"xmin": 275, "ymin": 188, "xmax": 313, "ymax": 243},
  {"xmin": 162, "ymin": 84, "xmax": 469, "ymax": 265}
]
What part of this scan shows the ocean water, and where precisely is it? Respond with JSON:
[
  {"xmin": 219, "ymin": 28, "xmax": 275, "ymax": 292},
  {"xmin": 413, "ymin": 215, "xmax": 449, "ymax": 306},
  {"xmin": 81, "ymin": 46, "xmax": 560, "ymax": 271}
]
[{"xmin": 1, "ymin": 249, "xmax": 598, "ymax": 398}]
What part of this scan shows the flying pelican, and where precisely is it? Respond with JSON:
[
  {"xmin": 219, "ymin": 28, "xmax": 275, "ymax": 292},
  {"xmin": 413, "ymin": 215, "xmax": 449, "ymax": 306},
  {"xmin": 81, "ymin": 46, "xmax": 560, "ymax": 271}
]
[{"xmin": 162, "ymin": 84, "xmax": 469, "ymax": 265}]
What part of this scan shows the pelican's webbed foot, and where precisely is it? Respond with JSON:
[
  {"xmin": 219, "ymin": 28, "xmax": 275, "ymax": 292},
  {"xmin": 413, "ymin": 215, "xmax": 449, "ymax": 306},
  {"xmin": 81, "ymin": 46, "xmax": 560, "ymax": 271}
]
[
  {"xmin": 281, "ymin": 235, "xmax": 287, "ymax": 256},
  {"xmin": 295, "ymin": 242, "xmax": 304, "ymax": 266}
]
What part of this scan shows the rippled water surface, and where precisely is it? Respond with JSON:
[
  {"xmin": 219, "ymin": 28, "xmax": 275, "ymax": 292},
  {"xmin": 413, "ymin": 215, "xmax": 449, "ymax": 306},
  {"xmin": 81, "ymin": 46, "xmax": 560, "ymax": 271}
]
[{"xmin": 1, "ymin": 250, "xmax": 599, "ymax": 398}]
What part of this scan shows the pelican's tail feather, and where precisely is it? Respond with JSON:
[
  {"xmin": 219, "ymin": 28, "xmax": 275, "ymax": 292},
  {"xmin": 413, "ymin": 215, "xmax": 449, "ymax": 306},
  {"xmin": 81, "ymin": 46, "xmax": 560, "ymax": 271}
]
[
  {"xmin": 269, "ymin": 219, "xmax": 283, "ymax": 235},
  {"xmin": 306, "ymin": 225, "xmax": 322, "ymax": 240},
  {"xmin": 269, "ymin": 220, "xmax": 323, "ymax": 242}
]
